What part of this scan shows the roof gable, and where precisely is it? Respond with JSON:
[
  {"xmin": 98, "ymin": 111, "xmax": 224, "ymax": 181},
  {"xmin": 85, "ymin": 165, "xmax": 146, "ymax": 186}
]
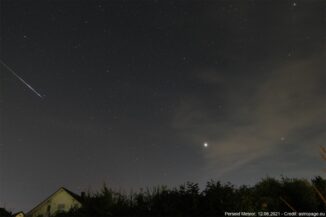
[
  {"xmin": 27, "ymin": 187, "xmax": 81, "ymax": 215},
  {"xmin": 13, "ymin": 211, "xmax": 25, "ymax": 217}
]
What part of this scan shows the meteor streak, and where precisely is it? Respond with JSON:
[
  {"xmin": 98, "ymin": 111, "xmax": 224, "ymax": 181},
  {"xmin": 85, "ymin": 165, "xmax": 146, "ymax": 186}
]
[{"xmin": 0, "ymin": 59, "xmax": 43, "ymax": 98}]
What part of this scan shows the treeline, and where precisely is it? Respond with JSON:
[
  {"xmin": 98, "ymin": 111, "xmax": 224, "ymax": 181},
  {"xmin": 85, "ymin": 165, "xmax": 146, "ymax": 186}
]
[
  {"xmin": 0, "ymin": 208, "xmax": 12, "ymax": 217},
  {"xmin": 53, "ymin": 176, "xmax": 326, "ymax": 216},
  {"xmin": 1, "ymin": 176, "xmax": 325, "ymax": 217}
]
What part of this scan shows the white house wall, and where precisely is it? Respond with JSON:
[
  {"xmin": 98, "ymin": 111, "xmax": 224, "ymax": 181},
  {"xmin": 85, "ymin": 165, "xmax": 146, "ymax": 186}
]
[{"xmin": 29, "ymin": 189, "xmax": 81, "ymax": 217}]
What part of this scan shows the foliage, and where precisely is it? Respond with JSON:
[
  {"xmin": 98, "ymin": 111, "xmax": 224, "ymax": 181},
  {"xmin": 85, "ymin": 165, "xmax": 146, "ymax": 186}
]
[
  {"xmin": 312, "ymin": 176, "xmax": 326, "ymax": 210},
  {"xmin": 254, "ymin": 177, "xmax": 284, "ymax": 211},
  {"xmin": 282, "ymin": 177, "xmax": 318, "ymax": 211},
  {"xmin": 52, "ymin": 177, "xmax": 326, "ymax": 217},
  {"xmin": 0, "ymin": 208, "xmax": 11, "ymax": 217}
]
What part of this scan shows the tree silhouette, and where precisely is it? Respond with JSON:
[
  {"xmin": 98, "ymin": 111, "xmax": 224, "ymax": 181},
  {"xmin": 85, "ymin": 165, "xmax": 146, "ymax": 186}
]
[
  {"xmin": 0, "ymin": 208, "xmax": 11, "ymax": 217},
  {"xmin": 52, "ymin": 176, "xmax": 326, "ymax": 217}
]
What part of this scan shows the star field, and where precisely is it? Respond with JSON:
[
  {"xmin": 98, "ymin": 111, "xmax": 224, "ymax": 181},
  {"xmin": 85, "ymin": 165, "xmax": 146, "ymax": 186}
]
[{"xmin": 0, "ymin": 0, "xmax": 325, "ymax": 212}]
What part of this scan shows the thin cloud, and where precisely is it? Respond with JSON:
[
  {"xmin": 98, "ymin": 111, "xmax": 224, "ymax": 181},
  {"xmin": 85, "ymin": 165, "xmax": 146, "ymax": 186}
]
[{"xmin": 173, "ymin": 57, "xmax": 325, "ymax": 180}]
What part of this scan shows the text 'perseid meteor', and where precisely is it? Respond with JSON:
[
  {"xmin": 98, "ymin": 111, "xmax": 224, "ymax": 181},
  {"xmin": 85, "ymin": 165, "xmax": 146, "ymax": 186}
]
[{"xmin": 0, "ymin": 59, "xmax": 43, "ymax": 99}]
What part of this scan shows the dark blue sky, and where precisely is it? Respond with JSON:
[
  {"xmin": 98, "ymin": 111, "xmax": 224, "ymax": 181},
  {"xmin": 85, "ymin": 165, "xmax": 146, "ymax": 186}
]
[{"xmin": 0, "ymin": 0, "xmax": 325, "ymax": 212}]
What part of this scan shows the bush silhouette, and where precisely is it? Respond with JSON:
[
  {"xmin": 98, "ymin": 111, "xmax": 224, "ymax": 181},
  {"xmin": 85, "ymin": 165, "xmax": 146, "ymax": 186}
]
[
  {"xmin": 0, "ymin": 208, "xmax": 11, "ymax": 217},
  {"xmin": 51, "ymin": 176, "xmax": 326, "ymax": 217}
]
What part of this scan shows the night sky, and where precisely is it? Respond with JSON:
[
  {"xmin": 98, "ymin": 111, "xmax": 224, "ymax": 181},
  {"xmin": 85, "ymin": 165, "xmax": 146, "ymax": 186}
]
[{"xmin": 1, "ymin": 0, "xmax": 325, "ymax": 212}]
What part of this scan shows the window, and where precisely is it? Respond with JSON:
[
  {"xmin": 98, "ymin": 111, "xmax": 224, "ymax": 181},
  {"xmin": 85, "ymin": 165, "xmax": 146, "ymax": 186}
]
[{"xmin": 57, "ymin": 204, "xmax": 65, "ymax": 211}]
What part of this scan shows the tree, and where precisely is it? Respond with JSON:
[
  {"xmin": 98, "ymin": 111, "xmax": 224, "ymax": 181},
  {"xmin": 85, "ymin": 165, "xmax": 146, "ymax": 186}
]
[
  {"xmin": 0, "ymin": 208, "xmax": 11, "ymax": 217},
  {"xmin": 254, "ymin": 177, "xmax": 283, "ymax": 211},
  {"xmin": 236, "ymin": 185, "xmax": 255, "ymax": 211},
  {"xmin": 201, "ymin": 180, "xmax": 237, "ymax": 215},
  {"xmin": 311, "ymin": 176, "xmax": 326, "ymax": 211},
  {"xmin": 282, "ymin": 178, "xmax": 318, "ymax": 211}
]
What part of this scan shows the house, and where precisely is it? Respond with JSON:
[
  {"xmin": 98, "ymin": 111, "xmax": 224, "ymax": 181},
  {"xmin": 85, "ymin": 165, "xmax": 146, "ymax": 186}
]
[
  {"xmin": 26, "ymin": 187, "xmax": 83, "ymax": 217},
  {"xmin": 13, "ymin": 211, "xmax": 25, "ymax": 217}
]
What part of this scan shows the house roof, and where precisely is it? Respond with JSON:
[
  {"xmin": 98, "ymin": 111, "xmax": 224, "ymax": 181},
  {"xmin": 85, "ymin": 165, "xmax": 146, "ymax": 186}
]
[
  {"xmin": 61, "ymin": 187, "xmax": 82, "ymax": 201},
  {"xmin": 26, "ymin": 187, "xmax": 82, "ymax": 216}
]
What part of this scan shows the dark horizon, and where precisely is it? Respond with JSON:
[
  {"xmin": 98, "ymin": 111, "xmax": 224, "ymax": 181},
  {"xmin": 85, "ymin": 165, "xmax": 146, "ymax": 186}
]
[{"xmin": 1, "ymin": 0, "xmax": 325, "ymax": 212}]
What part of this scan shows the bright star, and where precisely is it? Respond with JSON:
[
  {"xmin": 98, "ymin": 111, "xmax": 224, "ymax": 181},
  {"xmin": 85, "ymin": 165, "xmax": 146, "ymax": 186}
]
[
  {"xmin": 204, "ymin": 142, "xmax": 208, "ymax": 148},
  {"xmin": 281, "ymin": 137, "xmax": 285, "ymax": 141}
]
